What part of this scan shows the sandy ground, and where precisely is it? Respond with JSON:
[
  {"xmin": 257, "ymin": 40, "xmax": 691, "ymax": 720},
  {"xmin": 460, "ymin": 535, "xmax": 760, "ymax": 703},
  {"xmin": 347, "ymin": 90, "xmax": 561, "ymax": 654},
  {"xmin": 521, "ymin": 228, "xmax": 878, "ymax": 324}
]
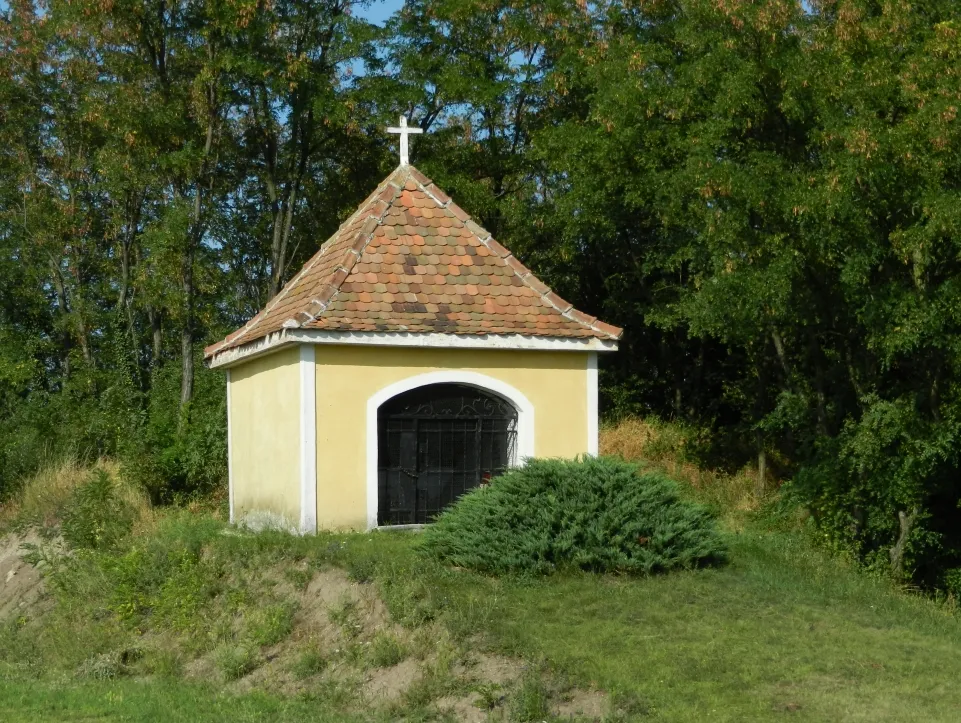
[
  {"xmin": 1, "ymin": 536, "xmax": 610, "ymax": 720},
  {"xmin": 0, "ymin": 531, "xmax": 47, "ymax": 622}
]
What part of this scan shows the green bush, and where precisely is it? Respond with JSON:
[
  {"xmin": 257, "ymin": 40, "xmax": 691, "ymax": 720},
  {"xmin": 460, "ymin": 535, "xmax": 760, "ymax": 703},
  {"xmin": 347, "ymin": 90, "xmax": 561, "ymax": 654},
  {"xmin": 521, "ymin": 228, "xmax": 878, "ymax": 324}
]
[
  {"xmin": 61, "ymin": 470, "xmax": 135, "ymax": 551},
  {"xmin": 121, "ymin": 361, "xmax": 227, "ymax": 505},
  {"xmin": 367, "ymin": 631, "xmax": 408, "ymax": 668},
  {"xmin": 214, "ymin": 644, "xmax": 260, "ymax": 681},
  {"xmin": 290, "ymin": 647, "xmax": 328, "ymax": 679},
  {"xmin": 508, "ymin": 670, "xmax": 553, "ymax": 722},
  {"xmin": 421, "ymin": 457, "xmax": 726, "ymax": 575},
  {"xmin": 248, "ymin": 602, "xmax": 296, "ymax": 647}
]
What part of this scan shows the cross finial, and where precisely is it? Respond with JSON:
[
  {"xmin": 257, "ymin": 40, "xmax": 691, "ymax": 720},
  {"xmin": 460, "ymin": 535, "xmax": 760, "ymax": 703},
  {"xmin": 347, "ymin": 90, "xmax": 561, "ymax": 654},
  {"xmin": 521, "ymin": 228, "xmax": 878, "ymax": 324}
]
[{"xmin": 386, "ymin": 115, "xmax": 423, "ymax": 166}]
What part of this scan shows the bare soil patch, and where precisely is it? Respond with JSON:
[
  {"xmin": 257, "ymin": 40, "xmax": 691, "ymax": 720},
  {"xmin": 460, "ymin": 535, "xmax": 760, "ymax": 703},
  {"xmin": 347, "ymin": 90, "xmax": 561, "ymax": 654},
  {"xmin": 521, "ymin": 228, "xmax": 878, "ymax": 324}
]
[
  {"xmin": 1, "ymin": 532, "xmax": 610, "ymax": 719},
  {"xmin": 0, "ymin": 532, "xmax": 47, "ymax": 622},
  {"xmin": 555, "ymin": 688, "xmax": 609, "ymax": 720},
  {"xmin": 434, "ymin": 693, "xmax": 491, "ymax": 722},
  {"xmin": 462, "ymin": 651, "xmax": 525, "ymax": 686},
  {"xmin": 363, "ymin": 657, "xmax": 421, "ymax": 701}
]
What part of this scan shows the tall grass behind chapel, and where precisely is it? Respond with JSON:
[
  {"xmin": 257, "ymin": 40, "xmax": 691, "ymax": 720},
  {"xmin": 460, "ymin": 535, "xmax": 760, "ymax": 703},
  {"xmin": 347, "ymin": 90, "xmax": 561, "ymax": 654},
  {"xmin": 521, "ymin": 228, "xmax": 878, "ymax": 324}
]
[
  {"xmin": 600, "ymin": 417, "xmax": 766, "ymax": 525},
  {"xmin": 0, "ymin": 459, "xmax": 155, "ymax": 534}
]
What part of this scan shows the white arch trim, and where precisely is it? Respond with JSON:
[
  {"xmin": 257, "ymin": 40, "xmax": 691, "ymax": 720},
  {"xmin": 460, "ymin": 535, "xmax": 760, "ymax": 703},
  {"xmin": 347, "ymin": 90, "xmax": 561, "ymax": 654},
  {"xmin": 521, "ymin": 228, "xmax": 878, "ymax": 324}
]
[{"xmin": 365, "ymin": 370, "xmax": 535, "ymax": 530}]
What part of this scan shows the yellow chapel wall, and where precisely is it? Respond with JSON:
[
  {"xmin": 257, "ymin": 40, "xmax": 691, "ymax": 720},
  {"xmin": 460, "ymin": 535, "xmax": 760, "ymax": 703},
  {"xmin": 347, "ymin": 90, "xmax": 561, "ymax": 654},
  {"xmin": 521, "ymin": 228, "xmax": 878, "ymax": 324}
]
[
  {"xmin": 229, "ymin": 346, "xmax": 302, "ymax": 528},
  {"xmin": 314, "ymin": 346, "xmax": 590, "ymax": 530}
]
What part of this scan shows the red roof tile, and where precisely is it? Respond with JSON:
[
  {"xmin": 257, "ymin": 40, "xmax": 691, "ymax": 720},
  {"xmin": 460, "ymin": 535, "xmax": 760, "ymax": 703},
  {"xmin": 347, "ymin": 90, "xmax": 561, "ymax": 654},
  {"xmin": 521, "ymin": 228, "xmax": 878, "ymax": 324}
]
[{"xmin": 205, "ymin": 166, "xmax": 622, "ymax": 359}]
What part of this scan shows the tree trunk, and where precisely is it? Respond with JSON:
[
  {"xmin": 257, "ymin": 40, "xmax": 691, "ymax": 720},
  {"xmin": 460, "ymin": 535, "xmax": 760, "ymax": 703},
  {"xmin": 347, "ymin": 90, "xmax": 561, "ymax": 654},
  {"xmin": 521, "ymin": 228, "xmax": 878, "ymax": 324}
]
[
  {"xmin": 754, "ymin": 344, "xmax": 770, "ymax": 497},
  {"xmin": 755, "ymin": 430, "xmax": 767, "ymax": 497},
  {"xmin": 76, "ymin": 311, "xmax": 94, "ymax": 368},
  {"xmin": 770, "ymin": 327, "xmax": 791, "ymax": 387},
  {"xmin": 49, "ymin": 259, "xmax": 72, "ymax": 380},
  {"xmin": 117, "ymin": 191, "xmax": 144, "ymax": 367},
  {"xmin": 180, "ymin": 52, "xmax": 218, "ymax": 414},
  {"xmin": 266, "ymin": 132, "xmax": 307, "ymax": 299},
  {"xmin": 148, "ymin": 306, "xmax": 163, "ymax": 367},
  {"xmin": 889, "ymin": 509, "xmax": 918, "ymax": 578},
  {"xmin": 268, "ymin": 182, "xmax": 299, "ymax": 299},
  {"xmin": 179, "ymin": 244, "xmax": 194, "ymax": 411},
  {"xmin": 808, "ymin": 330, "xmax": 829, "ymax": 436}
]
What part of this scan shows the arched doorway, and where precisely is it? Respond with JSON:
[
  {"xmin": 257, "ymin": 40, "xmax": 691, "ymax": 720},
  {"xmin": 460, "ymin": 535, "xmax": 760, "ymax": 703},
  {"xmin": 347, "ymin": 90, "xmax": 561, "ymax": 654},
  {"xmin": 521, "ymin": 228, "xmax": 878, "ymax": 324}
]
[{"xmin": 377, "ymin": 383, "xmax": 518, "ymax": 525}]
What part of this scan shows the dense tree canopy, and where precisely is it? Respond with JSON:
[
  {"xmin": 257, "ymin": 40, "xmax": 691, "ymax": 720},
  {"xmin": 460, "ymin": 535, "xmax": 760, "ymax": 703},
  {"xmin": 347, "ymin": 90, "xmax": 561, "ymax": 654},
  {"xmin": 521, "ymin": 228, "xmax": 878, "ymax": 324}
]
[{"xmin": 2, "ymin": 0, "xmax": 960, "ymax": 590}]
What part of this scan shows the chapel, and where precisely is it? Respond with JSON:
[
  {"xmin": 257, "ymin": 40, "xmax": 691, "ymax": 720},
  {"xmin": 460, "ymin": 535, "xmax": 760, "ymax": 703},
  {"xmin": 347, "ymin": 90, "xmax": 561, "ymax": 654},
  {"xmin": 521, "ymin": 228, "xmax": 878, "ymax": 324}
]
[{"xmin": 205, "ymin": 121, "xmax": 621, "ymax": 532}]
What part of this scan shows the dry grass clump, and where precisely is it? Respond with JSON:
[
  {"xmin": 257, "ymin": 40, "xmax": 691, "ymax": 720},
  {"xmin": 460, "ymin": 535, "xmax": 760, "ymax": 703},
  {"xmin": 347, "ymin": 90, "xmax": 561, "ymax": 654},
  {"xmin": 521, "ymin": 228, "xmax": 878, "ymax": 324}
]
[
  {"xmin": 600, "ymin": 417, "xmax": 766, "ymax": 521},
  {"xmin": 0, "ymin": 458, "xmax": 153, "ymax": 532}
]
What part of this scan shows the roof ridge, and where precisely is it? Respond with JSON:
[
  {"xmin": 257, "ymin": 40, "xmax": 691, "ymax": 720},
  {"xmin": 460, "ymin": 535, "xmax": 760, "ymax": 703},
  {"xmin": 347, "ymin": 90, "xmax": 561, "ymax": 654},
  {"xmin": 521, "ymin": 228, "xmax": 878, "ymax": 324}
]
[
  {"xmin": 281, "ymin": 167, "xmax": 409, "ymax": 330},
  {"xmin": 405, "ymin": 166, "xmax": 621, "ymax": 340}
]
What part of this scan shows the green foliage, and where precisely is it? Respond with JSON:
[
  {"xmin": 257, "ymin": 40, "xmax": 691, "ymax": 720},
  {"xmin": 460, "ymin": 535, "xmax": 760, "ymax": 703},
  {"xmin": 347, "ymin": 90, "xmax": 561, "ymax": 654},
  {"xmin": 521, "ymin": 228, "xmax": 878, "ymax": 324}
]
[
  {"xmin": 289, "ymin": 647, "xmax": 328, "ymax": 679},
  {"xmin": 508, "ymin": 670, "xmax": 553, "ymax": 723},
  {"xmin": 141, "ymin": 649, "xmax": 184, "ymax": 679},
  {"xmin": 214, "ymin": 645, "xmax": 260, "ymax": 681},
  {"xmin": 1, "ymin": 0, "xmax": 961, "ymax": 589},
  {"xmin": 6, "ymin": 507, "xmax": 961, "ymax": 720},
  {"xmin": 422, "ymin": 457, "xmax": 726, "ymax": 575},
  {"xmin": 367, "ymin": 632, "xmax": 408, "ymax": 669},
  {"xmin": 122, "ymin": 362, "xmax": 228, "ymax": 504},
  {"xmin": 792, "ymin": 394, "xmax": 960, "ymax": 585},
  {"xmin": 247, "ymin": 602, "xmax": 296, "ymax": 647},
  {"xmin": 151, "ymin": 549, "xmax": 224, "ymax": 633},
  {"xmin": 61, "ymin": 471, "xmax": 135, "ymax": 551}
]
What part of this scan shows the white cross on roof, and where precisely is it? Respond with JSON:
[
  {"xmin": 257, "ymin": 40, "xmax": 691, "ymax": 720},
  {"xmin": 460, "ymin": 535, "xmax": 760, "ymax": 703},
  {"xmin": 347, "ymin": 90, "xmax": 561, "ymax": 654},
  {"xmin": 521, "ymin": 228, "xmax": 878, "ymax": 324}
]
[{"xmin": 386, "ymin": 116, "xmax": 423, "ymax": 166}]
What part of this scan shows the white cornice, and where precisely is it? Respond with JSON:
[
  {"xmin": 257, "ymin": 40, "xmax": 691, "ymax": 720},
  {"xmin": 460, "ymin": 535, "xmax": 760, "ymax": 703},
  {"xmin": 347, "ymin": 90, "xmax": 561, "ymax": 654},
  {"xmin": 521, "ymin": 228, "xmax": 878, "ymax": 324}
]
[{"xmin": 207, "ymin": 329, "xmax": 618, "ymax": 368}]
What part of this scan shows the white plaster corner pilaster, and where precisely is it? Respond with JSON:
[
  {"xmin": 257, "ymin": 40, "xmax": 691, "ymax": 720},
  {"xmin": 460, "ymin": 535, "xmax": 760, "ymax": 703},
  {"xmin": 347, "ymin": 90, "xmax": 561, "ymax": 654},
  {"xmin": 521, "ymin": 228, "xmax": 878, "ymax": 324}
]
[
  {"xmin": 226, "ymin": 369, "xmax": 234, "ymax": 524},
  {"xmin": 299, "ymin": 344, "xmax": 317, "ymax": 534},
  {"xmin": 587, "ymin": 352, "xmax": 599, "ymax": 456}
]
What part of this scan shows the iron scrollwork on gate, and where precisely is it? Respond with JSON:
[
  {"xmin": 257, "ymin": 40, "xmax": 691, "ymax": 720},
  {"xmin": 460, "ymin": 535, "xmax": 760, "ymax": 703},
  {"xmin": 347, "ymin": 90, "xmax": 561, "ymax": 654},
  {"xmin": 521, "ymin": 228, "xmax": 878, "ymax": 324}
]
[
  {"xmin": 377, "ymin": 383, "xmax": 517, "ymax": 526},
  {"xmin": 387, "ymin": 390, "xmax": 516, "ymax": 421}
]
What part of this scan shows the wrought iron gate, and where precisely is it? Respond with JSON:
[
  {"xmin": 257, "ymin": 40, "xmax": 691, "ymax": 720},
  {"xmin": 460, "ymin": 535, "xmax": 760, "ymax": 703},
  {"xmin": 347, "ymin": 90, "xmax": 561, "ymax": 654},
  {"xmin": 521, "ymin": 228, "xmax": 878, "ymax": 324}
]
[{"xmin": 377, "ymin": 383, "xmax": 518, "ymax": 525}]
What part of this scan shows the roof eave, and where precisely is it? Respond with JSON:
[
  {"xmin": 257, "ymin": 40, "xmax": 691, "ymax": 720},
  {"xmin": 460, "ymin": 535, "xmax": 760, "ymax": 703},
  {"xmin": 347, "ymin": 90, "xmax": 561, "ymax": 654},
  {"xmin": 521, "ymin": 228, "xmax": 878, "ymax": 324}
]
[{"xmin": 206, "ymin": 329, "xmax": 619, "ymax": 370}]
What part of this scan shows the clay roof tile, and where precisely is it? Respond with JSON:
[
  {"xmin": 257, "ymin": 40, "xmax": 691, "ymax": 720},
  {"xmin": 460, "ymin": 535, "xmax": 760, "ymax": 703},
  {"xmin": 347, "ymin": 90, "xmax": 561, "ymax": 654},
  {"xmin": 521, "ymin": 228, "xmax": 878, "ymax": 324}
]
[{"xmin": 205, "ymin": 165, "xmax": 622, "ymax": 359}]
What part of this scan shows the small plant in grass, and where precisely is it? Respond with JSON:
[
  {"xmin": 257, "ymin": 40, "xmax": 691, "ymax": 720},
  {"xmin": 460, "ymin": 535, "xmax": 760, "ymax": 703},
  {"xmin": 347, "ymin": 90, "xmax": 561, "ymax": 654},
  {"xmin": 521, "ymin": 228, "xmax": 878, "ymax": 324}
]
[
  {"xmin": 309, "ymin": 679, "xmax": 359, "ymax": 709},
  {"xmin": 75, "ymin": 648, "xmax": 142, "ymax": 681},
  {"xmin": 76, "ymin": 652, "xmax": 124, "ymax": 681},
  {"xmin": 422, "ymin": 456, "xmax": 727, "ymax": 575},
  {"xmin": 944, "ymin": 568, "xmax": 961, "ymax": 600},
  {"xmin": 609, "ymin": 689, "xmax": 652, "ymax": 719},
  {"xmin": 473, "ymin": 682, "xmax": 506, "ymax": 710},
  {"xmin": 153, "ymin": 550, "xmax": 223, "ymax": 632},
  {"xmin": 329, "ymin": 598, "xmax": 363, "ymax": 640},
  {"xmin": 215, "ymin": 644, "xmax": 260, "ymax": 681},
  {"xmin": 61, "ymin": 470, "xmax": 135, "ymax": 551},
  {"xmin": 248, "ymin": 601, "xmax": 296, "ymax": 646},
  {"xmin": 283, "ymin": 567, "xmax": 313, "ymax": 591},
  {"xmin": 346, "ymin": 555, "xmax": 377, "ymax": 584},
  {"xmin": 368, "ymin": 631, "xmax": 408, "ymax": 668},
  {"xmin": 508, "ymin": 670, "xmax": 554, "ymax": 722},
  {"xmin": 402, "ymin": 639, "xmax": 461, "ymax": 708},
  {"xmin": 143, "ymin": 648, "xmax": 183, "ymax": 679},
  {"xmin": 290, "ymin": 647, "xmax": 328, "ymax": 679}
]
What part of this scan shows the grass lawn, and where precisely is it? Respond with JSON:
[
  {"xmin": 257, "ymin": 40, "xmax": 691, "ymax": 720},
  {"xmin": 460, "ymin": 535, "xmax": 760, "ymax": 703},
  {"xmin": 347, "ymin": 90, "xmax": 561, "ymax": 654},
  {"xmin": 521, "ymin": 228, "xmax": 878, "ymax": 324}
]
[
  {"xmin": 0, "ymin": 677, "xmax": 367, "ymax": 722},
  {"xmin": 464, "ymin": 531, "xmax": 961, "ymax": 721},
  {"xmin": 2, "ymin": 465, "xmax": 961, "ymax": 721}
]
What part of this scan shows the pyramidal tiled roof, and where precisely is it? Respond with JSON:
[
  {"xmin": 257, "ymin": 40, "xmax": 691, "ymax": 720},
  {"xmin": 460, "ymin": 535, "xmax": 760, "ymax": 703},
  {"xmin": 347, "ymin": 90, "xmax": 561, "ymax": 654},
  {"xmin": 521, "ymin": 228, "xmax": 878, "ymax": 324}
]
[{"xmin": 205, "ymin": 165, "xmax": 621, "ymax": 360}]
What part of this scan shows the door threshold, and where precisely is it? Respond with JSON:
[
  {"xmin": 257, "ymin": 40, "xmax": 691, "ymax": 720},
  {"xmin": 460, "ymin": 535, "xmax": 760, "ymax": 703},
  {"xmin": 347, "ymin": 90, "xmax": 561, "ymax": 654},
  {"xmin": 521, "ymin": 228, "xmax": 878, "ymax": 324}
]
[{"xmin": 373, "ymin": 524, "xmax": 427, "ymax": 532}]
